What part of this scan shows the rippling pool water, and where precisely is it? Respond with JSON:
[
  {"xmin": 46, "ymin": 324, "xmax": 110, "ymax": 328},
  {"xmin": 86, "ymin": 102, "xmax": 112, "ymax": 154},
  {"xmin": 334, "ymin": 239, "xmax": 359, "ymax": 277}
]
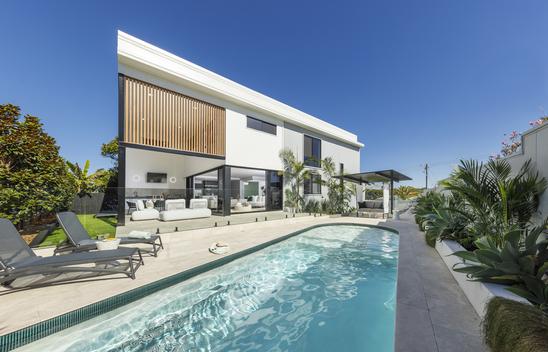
[{"xmin": 20, "ymin": 224, "xmax": 398, "ymax": 352}]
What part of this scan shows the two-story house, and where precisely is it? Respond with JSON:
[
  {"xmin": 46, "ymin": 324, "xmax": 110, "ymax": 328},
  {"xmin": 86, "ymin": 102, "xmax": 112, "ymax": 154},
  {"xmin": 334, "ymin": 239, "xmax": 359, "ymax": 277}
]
[{"xmin": 117, "ymin": 31, "xmax": 363, "ymax": 225}]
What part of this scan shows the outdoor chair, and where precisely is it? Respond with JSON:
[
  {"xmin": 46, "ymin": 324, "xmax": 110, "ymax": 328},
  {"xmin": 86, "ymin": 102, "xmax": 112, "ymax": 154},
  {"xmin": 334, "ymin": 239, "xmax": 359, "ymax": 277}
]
[
  {"xmin": 55, "ymin": 212, "xmax": 163, "ymax": 257},
  {"xmin": 0, "ymin": 218, "xmax": 143, "ymax": 288}
]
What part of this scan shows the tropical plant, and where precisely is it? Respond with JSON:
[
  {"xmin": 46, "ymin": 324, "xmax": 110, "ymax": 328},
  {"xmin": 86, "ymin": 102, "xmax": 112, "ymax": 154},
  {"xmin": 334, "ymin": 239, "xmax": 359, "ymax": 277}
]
[
  {"xmin": 413, "ymin": 191, "xmax": 446, "ymax": 231},
  {"xmin": 421, "ymin": 194, "xmax": 475, "ymax": 249},
  {"xmin": 483, "ymin": 297, "xmax": 548, "ymax": 352},
  {"xmin": 453, "ymin": 219, "xmax": 548, "ymax": 310},
  {"xmin": 442, "ymin": 159, "xmax": 547, "ymax": 247},
  {"xmin": 0, "ymin": 104, "xmax": 76, "ymax": 227},
  {"xmin": 321, "ymin": 157, "xmax": 354, "ymax": 214},
  {"xmin": 66, "ymin": 160, "xmax": 110, "ymax": 198},
  {"xmin": 303, "ymin": 199, "xmax": 321, "ymax": 213},
  {"xmin": 394, "ymin": 185, "xmax": 421, "ymax": 200},
  {"xmin": 279, "ymin": 149, "xmax": 310, "ymax": 212}
]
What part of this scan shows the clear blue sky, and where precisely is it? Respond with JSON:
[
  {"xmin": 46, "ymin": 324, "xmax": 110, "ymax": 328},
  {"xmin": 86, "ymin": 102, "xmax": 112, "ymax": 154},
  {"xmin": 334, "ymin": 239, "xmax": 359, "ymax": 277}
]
[{"xmin": 1, "ymin": 0, "xmax": 547, "ymax": 187}]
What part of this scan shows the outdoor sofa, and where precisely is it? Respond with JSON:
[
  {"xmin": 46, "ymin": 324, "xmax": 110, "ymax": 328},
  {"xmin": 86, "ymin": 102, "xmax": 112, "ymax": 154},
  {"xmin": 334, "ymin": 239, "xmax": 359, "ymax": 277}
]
[
  {"xmin": 130, "ymin": 199, "xmax": 160, "ymax": 221},
  {"xmin": 56, "ymin": 212, "xmax": 163, "ymax": 257},
  {"xmin": 0, "ymin": 218, "xmax": 143, "ymax": 288},
  {"xmin": 159, "ymin": 199, "xmax": 212, "ymax": 221}
]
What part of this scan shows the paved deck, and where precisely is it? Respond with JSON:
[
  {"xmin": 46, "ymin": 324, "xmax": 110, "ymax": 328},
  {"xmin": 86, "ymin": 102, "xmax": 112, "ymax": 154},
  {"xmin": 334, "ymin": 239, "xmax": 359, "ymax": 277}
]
[
  {"xmin": 2, "ymin": 213, "xmax": 487, "ymax": 351},
  {"xmin": 390, "ymin": 213, "xmax": 487, "ymax": 352},
  {"xmin": 116, "ymin": 210, "xmax": 311, "ymax": 235}
]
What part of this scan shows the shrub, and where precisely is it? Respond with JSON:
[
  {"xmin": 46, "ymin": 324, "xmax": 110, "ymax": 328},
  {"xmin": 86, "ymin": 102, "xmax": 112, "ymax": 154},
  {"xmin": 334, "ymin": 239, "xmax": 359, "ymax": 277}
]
[
  {"xmin": 484, "ymin": 297, "xmax": 548, "ymax": 352},
  {"xmin": 453, "ymin": 220, "xmax": 548, "ymax": 309},
  {"xmin": 303, "ymin": 199, "xmax": 321, "ymax": 213}
]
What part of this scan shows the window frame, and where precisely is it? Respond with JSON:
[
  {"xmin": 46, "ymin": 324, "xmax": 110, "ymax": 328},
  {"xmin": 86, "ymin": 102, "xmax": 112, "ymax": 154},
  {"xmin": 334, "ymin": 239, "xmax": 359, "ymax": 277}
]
[
  {"xmin": 246, "ymin": 116, "xmax": 277, "ymax": 135},
  {"xmin": 304, "ymin": 173, "xmax": 322, "ymax": 195},
  {"xmin": 304, "ymin": 135, "xmax": 321, "ymax": 168}
]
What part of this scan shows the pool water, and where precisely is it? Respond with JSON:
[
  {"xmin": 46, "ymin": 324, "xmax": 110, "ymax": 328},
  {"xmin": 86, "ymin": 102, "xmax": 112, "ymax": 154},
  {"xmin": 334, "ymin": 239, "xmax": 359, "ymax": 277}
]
[{"xmin": 20, "ymin": 225, "xmax": 398, "ymax": 352}]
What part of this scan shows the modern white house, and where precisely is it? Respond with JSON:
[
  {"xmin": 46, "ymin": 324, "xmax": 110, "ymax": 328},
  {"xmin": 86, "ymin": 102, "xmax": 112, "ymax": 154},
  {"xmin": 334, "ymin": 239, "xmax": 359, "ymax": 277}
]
[{"xmin": 116, "ymin": 31, "xmax": 364, "ymax": 225}]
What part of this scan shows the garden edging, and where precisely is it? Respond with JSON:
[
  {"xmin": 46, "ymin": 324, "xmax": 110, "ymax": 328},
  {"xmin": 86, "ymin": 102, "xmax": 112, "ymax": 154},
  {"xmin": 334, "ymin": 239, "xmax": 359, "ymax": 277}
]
[{"xmin": 434, "ymin": 239, "xmax": 529, "ymax": 318}]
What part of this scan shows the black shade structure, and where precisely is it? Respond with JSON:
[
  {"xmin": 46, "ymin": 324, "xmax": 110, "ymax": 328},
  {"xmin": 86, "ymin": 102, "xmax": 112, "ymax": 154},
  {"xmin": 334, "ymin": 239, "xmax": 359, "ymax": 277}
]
[{"xmin": 335, "ymin": 169, "xmax": 412, "ymax": 214}]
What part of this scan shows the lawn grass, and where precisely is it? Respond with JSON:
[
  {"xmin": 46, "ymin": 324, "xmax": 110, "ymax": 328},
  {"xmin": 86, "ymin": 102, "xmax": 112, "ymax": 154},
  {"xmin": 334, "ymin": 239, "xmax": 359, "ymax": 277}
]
[{"xmin": 39, "ymin": 214, "xmax": 117, "ymax": 247}]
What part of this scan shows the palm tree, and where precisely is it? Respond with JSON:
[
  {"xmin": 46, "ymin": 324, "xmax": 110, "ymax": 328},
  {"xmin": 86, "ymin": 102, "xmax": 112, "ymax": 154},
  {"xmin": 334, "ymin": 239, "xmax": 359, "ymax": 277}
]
[
  {"xmin": 441, "ymin": 158, "xmax": 547, "ymax": 247},
  {"xmin": 66, "ymin": 160, "xmax": 108, "ymax": 198},
  {"xmin": 279, "ymin": 149, "xmax": 310, "ymax": 212}
]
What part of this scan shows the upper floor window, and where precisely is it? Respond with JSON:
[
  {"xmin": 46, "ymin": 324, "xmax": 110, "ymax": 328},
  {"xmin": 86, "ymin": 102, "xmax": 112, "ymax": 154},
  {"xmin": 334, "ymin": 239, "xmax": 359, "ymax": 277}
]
[
  {"xmin": 304, "ymin": 174, "xmax": 322, "ymax": 194},
  {"xmin": 247, "ymin": 116, "xmax": 277, "ymax": 135},
  {"xmin": 304, "ymin": 135, "xmax": 321, "ymax": 167}
]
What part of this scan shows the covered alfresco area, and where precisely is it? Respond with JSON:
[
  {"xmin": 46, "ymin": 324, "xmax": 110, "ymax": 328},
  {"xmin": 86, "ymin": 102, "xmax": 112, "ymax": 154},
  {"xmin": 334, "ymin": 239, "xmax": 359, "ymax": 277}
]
[{"xmin": 336, "ymin": 169, "xmax": 412, "ymax": 216}]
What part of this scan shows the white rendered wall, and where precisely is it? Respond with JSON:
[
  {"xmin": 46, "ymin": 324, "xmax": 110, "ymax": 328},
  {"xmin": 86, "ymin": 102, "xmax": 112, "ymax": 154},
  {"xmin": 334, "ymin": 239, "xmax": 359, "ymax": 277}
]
[
  {"xmin": 505, "ymin": 123, "xmax": 548, "ymax": 222},
  {"xmin": 225, "ymin": 109, "xmax": 283, "ymax": 170},
  {"xmin": 125, "ymin": 147, "xmax": 223, "ymax": 190}
]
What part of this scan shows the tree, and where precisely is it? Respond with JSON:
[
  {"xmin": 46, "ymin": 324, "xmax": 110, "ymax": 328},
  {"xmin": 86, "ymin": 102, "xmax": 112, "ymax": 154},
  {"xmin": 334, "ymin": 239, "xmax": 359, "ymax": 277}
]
[
  {"xmin": 279, "ymin": 149, "xmax": 310, "ymax": 212},
  {"xmin": 0, "ymin": 104, "xmax": 76, "ymax": 227},
  {"xmin": 101, "ymin": 137, "xmax": 119, "ymax": 167}
]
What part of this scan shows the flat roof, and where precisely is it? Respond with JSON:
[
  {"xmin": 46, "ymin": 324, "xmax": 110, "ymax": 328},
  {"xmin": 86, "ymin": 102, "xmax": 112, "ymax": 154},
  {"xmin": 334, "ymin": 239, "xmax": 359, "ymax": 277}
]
[
  {"xmin": 117, "ymin": 31, "xmax": 364, "ymax": 148},
  {"xmin": 337, "ymin": 169, "xmax": 412, "ymax": 184}
]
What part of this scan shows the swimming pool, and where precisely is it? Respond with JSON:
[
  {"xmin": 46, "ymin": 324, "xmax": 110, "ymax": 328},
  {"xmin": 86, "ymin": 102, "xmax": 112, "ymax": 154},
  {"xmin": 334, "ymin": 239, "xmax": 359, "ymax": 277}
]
[{"xmin": 18, "ymin": 224, "xmax": 398, "ymax": 352}]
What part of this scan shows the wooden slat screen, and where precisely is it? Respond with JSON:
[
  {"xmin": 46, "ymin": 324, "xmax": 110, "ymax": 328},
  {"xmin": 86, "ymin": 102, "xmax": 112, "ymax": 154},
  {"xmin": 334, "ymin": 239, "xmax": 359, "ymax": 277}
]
[{"xmin": 123, "ymin": 76, "xmax": 226, "ymax": 157}]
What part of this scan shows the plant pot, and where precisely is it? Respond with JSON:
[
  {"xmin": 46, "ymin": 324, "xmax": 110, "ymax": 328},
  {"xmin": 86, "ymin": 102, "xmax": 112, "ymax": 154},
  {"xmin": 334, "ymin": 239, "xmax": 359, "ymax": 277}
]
[{"xmin": 96, "ymin": 238, "xmax": 121, "ymax": 251}]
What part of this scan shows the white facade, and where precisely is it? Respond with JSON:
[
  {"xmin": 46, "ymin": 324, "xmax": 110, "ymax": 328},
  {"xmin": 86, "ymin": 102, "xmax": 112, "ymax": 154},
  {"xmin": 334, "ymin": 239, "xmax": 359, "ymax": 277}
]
[
  {"xmin": 118, "ymin": 31, "xmax": 363, "ymax": 212},
  {"xmin": 505, "ymin": 123, "xmax": 548, "ymax": 222}
]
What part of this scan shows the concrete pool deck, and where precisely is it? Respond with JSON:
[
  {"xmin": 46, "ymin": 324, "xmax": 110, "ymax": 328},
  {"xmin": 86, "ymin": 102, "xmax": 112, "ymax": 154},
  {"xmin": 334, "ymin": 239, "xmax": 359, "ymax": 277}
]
[
  {"xmin": 1, "ymin": 214, "xmax": 486, "ymax": 351},
  {"xmin": 391, "ymin": 212, "xmax": 487, "ymax": 352}
]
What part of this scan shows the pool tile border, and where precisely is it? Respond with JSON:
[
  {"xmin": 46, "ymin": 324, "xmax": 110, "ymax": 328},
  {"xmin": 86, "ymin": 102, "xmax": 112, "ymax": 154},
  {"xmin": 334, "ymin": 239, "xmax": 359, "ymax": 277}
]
[{"xmin": 0, "ymin": 222, "xmax": 397, "ymax": 351}]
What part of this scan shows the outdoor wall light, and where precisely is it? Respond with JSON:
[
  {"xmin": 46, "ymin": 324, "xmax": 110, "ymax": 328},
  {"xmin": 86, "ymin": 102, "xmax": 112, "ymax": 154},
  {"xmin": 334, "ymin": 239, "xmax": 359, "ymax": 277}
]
[
  {"xmin": 169, "ymin": 176, "xmax": 177, "ymax": 183},
  {"xmin": 133, "ymin": 175, "xmax": 141, "ymax": 182}
]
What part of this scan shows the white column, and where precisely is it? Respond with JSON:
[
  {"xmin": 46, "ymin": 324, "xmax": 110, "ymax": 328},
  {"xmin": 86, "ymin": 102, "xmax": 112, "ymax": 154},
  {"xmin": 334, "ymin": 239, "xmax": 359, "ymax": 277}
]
[{"xmin": 383, "ymin": 182, "xmax": 390, "ymax": 214}]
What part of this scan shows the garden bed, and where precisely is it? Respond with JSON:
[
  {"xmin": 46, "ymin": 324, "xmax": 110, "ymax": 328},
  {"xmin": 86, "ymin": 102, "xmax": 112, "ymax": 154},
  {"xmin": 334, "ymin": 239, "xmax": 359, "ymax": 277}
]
[{"xmin": 434, "ymin": 239, "xmax": 529, "ymax": 318}]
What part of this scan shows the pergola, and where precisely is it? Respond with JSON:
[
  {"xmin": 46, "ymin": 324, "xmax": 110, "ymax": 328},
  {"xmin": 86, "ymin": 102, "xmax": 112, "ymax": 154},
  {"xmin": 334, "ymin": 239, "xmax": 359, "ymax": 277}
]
[{"xmin": 336, "ymin": 169, "xmax": 412, "ymax": 214}]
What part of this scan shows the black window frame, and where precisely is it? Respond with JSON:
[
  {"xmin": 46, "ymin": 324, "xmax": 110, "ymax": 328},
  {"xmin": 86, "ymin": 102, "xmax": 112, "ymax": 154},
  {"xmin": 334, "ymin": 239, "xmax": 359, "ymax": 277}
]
[
  {"xmin": 246, "ymin": 116, "xmax": 277, "ymax": 135},
  {"xmin": 304, "ymin": 135, "xmax": 321, "ymax": 167},
  {"xmin": 304, "ymin": 173, "xmax": 322, "ymax": 195}
]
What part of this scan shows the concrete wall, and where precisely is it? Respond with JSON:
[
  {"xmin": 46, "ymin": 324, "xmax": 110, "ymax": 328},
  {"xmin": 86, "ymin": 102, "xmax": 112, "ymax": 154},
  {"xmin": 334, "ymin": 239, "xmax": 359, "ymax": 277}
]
[{"xmin": 504, "ymin": 123, "xmax": 548, "ymax": 221}]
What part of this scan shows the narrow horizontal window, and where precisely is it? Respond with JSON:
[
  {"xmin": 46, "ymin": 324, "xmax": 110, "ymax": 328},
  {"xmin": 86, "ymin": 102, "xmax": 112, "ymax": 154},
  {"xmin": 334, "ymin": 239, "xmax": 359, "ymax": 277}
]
[{"xmin": 247, "ymin": 116, "xmax": 277, "ymax": 135}]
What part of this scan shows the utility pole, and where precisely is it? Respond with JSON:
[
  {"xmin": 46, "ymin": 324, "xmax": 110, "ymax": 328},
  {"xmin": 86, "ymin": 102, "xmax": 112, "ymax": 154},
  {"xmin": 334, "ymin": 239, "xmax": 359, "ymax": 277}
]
[{"xmin": 424, "ymin": 163, "xmax": 429, "ymax": 190}]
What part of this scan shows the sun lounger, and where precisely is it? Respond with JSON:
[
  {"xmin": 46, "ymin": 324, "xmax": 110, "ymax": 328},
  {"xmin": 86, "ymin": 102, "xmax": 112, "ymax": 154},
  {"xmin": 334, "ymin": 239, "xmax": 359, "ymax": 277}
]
[
  {"xmin": 0, "ymin": 218, "xmax": 143, "ymax": 287},
  {"xmin": 55, "ymin": 212, "xmax": 163, "ymax": 257}
]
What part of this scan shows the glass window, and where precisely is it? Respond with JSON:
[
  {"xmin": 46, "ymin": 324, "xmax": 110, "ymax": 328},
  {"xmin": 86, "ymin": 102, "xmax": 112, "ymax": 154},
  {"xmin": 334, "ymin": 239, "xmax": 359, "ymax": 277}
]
[
  {"xmin": 304, "ymin": 174, "xmax": 322, "ymax": 194},
  {"xmin": 247, "ymin": 116, "xmax": 277, "ymax": 135},
  {"xmin": 304, "ymin": 135, "xmax": 321, "ymax": 167}
]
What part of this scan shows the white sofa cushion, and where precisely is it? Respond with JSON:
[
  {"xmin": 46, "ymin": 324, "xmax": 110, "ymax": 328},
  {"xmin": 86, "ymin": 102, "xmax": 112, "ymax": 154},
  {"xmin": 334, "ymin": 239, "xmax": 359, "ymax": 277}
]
[
  {"xmin": 131, "ymin": 208, "xmax": 160, "ymax": 221},
  {"xmin": 165, "ymin": 199, "xmax": 185, "ymax": 210},
  {"xmin": 190, "ymin": 198, "xmax": 208, "ymax": 209},
  {"xmin": 159, "ymin": 208, "xmax": 212, "ymax": 221},
  {"xmin": 136, "ymin": 200, "xmax": 145, "ymax": 211}
]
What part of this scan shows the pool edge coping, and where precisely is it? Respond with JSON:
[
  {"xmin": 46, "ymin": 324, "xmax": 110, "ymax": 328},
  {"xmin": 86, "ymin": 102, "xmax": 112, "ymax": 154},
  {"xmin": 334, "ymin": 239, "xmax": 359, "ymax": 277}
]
[{"xmin": 0, "ymin": 221, "xmax": 398, "ymax": 351}]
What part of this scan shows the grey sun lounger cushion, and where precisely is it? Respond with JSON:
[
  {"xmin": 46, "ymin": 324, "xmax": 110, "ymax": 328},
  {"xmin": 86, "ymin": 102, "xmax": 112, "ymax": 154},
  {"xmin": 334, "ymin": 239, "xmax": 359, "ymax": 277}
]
[
  {"xmin": 0, "ymin": 218, "xmax": 142, "ymax": 287},
  {"xmin": 56, "ymin": 212, "xmax": 163, "ymax": 257}
]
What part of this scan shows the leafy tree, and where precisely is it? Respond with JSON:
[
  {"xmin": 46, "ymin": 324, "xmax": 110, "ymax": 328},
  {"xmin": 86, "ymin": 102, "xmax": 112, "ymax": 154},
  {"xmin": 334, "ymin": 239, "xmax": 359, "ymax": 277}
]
[
  {"xmin": 0, "ymin": 104, "xmax": 76, "ymax": 227},
  {"xmin": 101, "ymin": 137, "xmax": 119, "ymax": 168}
]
